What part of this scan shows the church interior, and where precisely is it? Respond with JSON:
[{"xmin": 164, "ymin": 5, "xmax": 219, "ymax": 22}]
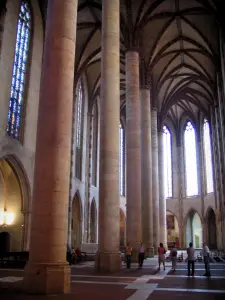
[{"xmin": 0, "ymin": 0, "xmax": 225, "ymax": 298}]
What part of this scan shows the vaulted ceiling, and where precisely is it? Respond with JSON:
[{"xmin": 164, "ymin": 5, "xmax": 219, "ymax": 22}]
[{"xmin": 38, "ymin": 0, "xmax": 225, "ymax": 127}]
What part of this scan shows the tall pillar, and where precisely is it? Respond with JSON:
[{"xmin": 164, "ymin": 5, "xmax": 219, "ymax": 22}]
[
  {"xmin": 151, "ymin": 108, "xmax": 159, "ymax": 251},
  {"xmin": 140, "ymin": 87, "xmax": 154, "ymax": 256},
  {"xmin": 158, "ymin": 130, "xmax": 167, "ymax": 248},
  {"xmin": 95, "ymin": 0, "xmax": 121, "ymax": 272},
  {"xmin": 24, "ymin": 0, "xmax": 78, "ymax": 294},
  {"xmin": 177, "ymin": 144, "xmax": 185, "ymax": 248},
  {"xmin": 126, "ymin": 50, "xmax": 142, "ymax": 258}
]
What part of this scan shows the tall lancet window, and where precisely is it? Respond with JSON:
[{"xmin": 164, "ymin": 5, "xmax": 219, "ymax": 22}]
[
  {"xmin": 7, "ymin": 1, "xmax": 31, "ymax": 141},
  {"xmin": 163, "ymin": 125, "xmax": 172, "ymax": 197},
  {"xmin": 92, "ymin": 101, "xmax": 98, "ymax": 186},
  {"xmin": 75, "ymin": 80, "xmax": 84, "ymax": 180},
  {"xmin": 203, "ymin": 119, "xmax": 214, "ymax": 193},
  {"xmin": 184, "ymin": 121, "xmax": 198, "ymax": 196},
  {"xmin": 119, "ymin": 122, "xmax": 125, "ymax": 196}
]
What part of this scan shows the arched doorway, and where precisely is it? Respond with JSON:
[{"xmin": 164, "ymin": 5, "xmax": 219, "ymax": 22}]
[
  {"xmin": 166, "ymin": 211, "xmax": 180, "ymax": 249},
  {"xmin": 207, "ymin": 208, "xmax": 217, "ymax": 249},
  {"xmin": 0, "ymin": 157, "xmax": 30, "ymax": 252},
  {"xmin": 90, "ymin": 199, "xmax": 97, "ymax": 243},
  {"xmin": 71, "ymin": 193, "xmax": 82, "ymax": 248},
  {"xmin": 120, "ymin": 209, "xmax": 126, "ymax": 247},
  {"xmin": 186, "ymin": 211, "xmax": 203, "ymax": 248}
]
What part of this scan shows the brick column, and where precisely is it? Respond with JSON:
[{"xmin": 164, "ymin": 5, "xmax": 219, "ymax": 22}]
[
  {"xmin": 151, "ymin": 108, "xmax": 159, "ymax": 251},
  {"xmin": 158, "ymin": 130, "xmax": 167, "ymax": 249},
  {"xmin": 24, "ymin": 0, "xmax": 78, "ymax": 294},
  {"xmin": 95, "ymin": 0, "xmax": 121, "ymax": 272},
  {"xmin": 126, "ymin": 50, "xmax": 142, "ymax": 259},
  {"xmin": 140, "ymin": 87, "xmax": 154, "ymax": 257}
]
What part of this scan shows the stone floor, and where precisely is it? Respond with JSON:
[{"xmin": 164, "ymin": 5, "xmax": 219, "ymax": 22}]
[{"xmin": 0, "ymin": 258, "xmax": 225, "ymax": 299}]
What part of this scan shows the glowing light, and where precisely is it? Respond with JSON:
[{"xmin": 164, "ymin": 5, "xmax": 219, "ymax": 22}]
[{"xmin": 0, "ymin": 211, "xmax": 14, "ymax": 226}]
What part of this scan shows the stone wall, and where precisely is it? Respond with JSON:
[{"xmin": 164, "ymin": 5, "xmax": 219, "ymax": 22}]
[{"xmin": 0, "ymin": 0, "xmax": 43, "ymax": 250}]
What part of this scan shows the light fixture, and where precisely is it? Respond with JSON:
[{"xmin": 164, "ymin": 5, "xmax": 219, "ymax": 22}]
[{"xmin": 0, "ymin": 209, "xmax": 14, "ymax": 226}]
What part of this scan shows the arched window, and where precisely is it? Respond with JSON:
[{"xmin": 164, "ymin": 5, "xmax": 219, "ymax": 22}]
[
  {"xmin": 7, "ymin": 1, "xmax": 31, "ymax": 141},
  {"xmin": 163, "ymin": 125, "xmax": 172, "ymax": 197},
  {"xmin": 75, "ymin": 80, "xmax": 84, "ymax": 179},
  {"xmin": 119, "ymin": 122, "xmax": 125, "ymax": 196},
  {"xmin": 184, "ymin": 121, "xmax": 198, "ymax": 196},
  {"xmin": 92, "ymin": 101, "xmax": 98, "ymax": 186},
  {"xmin": 203, "ymin": 119, "xmax": 214, "ymax": 193}
]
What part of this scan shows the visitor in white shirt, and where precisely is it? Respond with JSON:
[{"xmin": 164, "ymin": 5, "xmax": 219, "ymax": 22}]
[{"xmin": 202, "ymin": 242, "xmax": 211, "ymax": 277}]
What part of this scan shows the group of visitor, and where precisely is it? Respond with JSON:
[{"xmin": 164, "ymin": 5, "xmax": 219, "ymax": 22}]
[
  {"xmin": 124, "ymin": 241, "xmax": 211, "ymax": 277},
  {"xmin": 66, "ymin": 245, "xmax": 86, "ymax": 265}
]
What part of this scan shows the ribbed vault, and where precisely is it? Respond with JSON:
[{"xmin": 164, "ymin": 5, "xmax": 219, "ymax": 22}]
[{"xmin": 38, "ymin": 0, "xmax": 224, "ymax": 125}]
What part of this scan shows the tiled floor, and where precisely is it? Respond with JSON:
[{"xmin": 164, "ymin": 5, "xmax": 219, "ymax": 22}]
[{"xmin": 0, "ymin": 259, "xmax": 225, "ymax": 299}]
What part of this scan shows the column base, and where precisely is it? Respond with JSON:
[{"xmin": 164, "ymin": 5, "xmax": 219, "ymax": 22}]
[
  {"xmin": 23, "ymin": 262, "xmax": 70, "ymax": 294},
  {"xmin": 146, "ymin": 247, "xmax": 154, "ymax": 257},
  {"xmin": 95, "ymin": 251, "xmax": 121, "ymax": 272}
]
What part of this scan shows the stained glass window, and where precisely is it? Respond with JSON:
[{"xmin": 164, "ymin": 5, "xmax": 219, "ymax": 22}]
[
  {"xmin": 7, "ymin": 1, "xmax": 31, "ymax": 141},
  {"xmin": 75, "ymin": 80, "xmax": 84, "ymax": 179},
  {"xmin": 203, "ymin": 119, "xmax": 214, "ymax": 193},
  {"xmin": 184, "ymin": 121, "xmax": 198, "ymax": 196},
  {"xmin": 119, "ymin": 122, "xmax": 125, "ymax": 196},
  {"xmin": 163, "ymin": 125, "xmax": 172, "ymax": 197},
  {"xmin": 92, "ymin": 102, "xmax": 98, "ymax": 186}
]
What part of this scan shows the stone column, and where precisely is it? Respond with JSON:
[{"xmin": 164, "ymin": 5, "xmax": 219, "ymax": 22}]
[
  {"xmin": 140, "ymin": 87, "xmax": 154, "ymax": 257},
  {"xmin": 151, "ymin": 108, "xmax": 159, "ymax": 251},
  {"xmin": 126, "ymin": 50, "xmax": 142, "ymax": 259},
  {"xmin": 158, "ymin": 130, "xmax": 167, "ymax": 248},
  {"xmin": 24, "ymin": 0, "xmax": 78, "ymax": 294},
  {"xmin": 95, "ymin": 0, "xmax": 121, "ymax": 272},
  {"xmin": 177, "ymin": 144, "xmax": 185, "ymax": 248}
]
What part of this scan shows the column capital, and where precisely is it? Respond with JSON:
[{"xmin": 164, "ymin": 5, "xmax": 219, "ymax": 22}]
[
  {"xmin": 125, "ymin": 47, "xmax": 140, "ymax": 55},
  {"xmin": 152, "ymin": 106, "xmax": 158, "ymax": 112},
  {"xmin": 140, "ymin": 84, "xmax": 150, "ymax": 90}
]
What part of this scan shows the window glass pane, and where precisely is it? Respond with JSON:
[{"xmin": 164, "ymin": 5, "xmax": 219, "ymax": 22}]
[
  {"xmin": 163, "ymin": 125, "xmax": 172, "ymax": 197},
  {"xmin": 184, "ymin": 121, "xmax": 198, "ymax": 196},
  {"xmin": 7, "ymin": 1, "xmax": 31, "ymax": 141},
  {"xmin": 203, "ymin": 119, "xmax": 214, "ymax": 193},
  {"xmin": 119, "ymin": 123, "xmax": 125, "ymax": 196},
  {"xmin": 75, "ymin": 80, "xmax": 83, "ymax": 179},
  {"xmin": 92, "ymin": 102, "xmax": 98, "ymax": 186}
]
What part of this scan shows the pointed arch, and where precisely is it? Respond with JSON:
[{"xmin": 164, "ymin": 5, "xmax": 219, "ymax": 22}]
[
  {"xmin": 185, "ymin": 209, "xmax": 202, "ymax": 248},
  {"xmin": 166, "ymin": 210, "xmax": 180, "ymax": 249},
  {"xmin": 7, "ymin": 0, "xmax": 32, "ymax": 141},
  {"xmin": 206, "ymin": 207, "xmax": 217, "ymax": 249},
  {"xmin": 90, "ymin": 198, "xmax": 97, "ymax": 243},
  {"xmin": 184, "ymin": 121, "xmax": 198, "ymax": 196},
  {"xmin": 71, "ymin": 191, "xmax": 82, "ymax": 248},
  {"xmin": 0, "ymin": 155, "xmax": 31, "ymax": 251}
]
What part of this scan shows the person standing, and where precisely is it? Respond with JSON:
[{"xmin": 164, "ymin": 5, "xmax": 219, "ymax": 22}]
[
  {"xmin": 202, "ymin": 242, "xmax": 211, "ymax": 277},
  {"xmin": 138, "ymin": 242, "xmax": 145, "ymax": 268},
  {"xmin": 187, "ymin": 242, "xmax": 195, "ymax": 276},
  {"xmin": 158, "ymin": 243, "xmax": 166, "ymax": 270},
  {"xmin": 125, "ymin": 243, "xmax": 132, "ymax": 269},
  {"xmin": 170, "ymin": 242, "xmax": 178, "ymax": 271}
]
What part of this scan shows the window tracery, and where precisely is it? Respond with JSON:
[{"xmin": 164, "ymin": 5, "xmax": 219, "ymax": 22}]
[{"xmin": 7, "ymin": 1, "xmax": 31, "ymax": 141}]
